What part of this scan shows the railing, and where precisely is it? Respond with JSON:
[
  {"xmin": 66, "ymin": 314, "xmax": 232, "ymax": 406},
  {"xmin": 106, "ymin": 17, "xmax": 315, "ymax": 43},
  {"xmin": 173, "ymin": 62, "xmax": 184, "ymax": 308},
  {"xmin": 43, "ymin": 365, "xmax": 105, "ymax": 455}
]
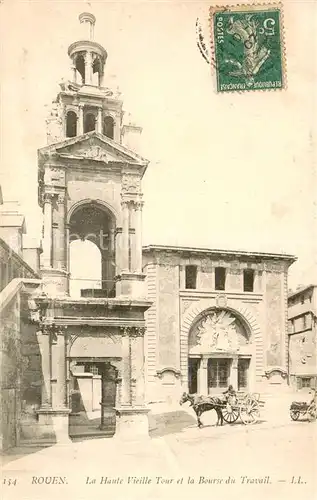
[{"xmin": 69, "ymin": 278, "xmax": 116, "ymax": 298}]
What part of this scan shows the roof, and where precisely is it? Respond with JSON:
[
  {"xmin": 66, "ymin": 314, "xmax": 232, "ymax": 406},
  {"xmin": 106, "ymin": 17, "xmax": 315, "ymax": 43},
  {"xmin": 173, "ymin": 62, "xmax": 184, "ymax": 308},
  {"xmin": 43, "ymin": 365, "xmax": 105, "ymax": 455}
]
[
  {"xmin": 38, "ymin": 131, "xmax": 149, "ymax": 169},
  {"xmin": 288, "ymin": 284, "xmax": 317, "ymax": 300},
  {"xmin": 0, "ymin": 237, "xmax": 40, "ymax": 278},
  {"xmin": 142, "ymin": 244, "xmax": 297, "ymax": 262}
]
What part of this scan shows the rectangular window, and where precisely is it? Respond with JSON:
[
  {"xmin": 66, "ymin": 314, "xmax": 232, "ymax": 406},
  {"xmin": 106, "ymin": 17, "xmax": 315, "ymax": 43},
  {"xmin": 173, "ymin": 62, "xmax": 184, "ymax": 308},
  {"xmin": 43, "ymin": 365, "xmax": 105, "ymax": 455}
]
[
  {"xmin": 301, "ymin": 377, "xmax": 311, "ymax": 388},
  {"xmin": 215, "ymin": 267, "xmax": 226, "ymax": 291},
  {"xmin": 243, "ymin": 269, "xmax": 254, "ymax": 292},
  {"xmin": 185, "ymin": 265, "xmax": 197, "ymax": 289}
]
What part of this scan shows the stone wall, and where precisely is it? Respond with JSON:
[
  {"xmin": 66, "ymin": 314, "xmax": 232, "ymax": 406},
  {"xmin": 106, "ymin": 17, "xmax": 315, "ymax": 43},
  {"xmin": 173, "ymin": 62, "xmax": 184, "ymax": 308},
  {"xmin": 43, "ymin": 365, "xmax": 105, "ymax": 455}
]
[
  {"xmin": 289, "ymin": 329, "xmax": 316, "ymax": 377},
  {"xmin": 0, "ymin": 296, "xmax": 21, "ymax": 451},
  {"xmin": 0, "ymin": 238, "xmax": 39, "ymax": 292}
]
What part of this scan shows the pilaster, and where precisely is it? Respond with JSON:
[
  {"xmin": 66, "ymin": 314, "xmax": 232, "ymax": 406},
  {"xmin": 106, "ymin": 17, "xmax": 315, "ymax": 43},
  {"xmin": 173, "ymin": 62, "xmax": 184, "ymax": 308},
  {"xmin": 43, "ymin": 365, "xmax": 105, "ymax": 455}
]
[
  {"xmin": 198, "ymin": 357, "xmax": 208, "ymax": 395},
  {"xmin": 115, "ymin": 326, "xmax": 149, "ymax": 440}
]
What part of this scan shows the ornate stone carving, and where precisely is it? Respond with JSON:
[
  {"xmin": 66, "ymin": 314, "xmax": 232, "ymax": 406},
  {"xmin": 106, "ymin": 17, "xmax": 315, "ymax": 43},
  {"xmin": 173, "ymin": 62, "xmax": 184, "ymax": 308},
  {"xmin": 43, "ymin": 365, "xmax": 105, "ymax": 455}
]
[
  {"xmin": 122, "ymin": 174, "xmax": 141, "ymax": 194},
  {"xmin": 46, "ymin": 101, "xmax": 64, "ymax": 145},
  {"xmin": 215, "ymin": 294, "xmax": 227, "ymax": 308},
  {"xmin": 44, "ymin": 167, "xmax": 65, "ymax": 187},
  {"xmin": 82, "ymin": 145, "xmax": 108, "ymax": 162},
  {"xmin": 59, "ymin": 79, "xmax": 80, "ymax": 92},
  {"xmin": 264, "ymin": 261, "xmax": 283, "ymax": 273},
  {"xmin": 196, "ymin": 311, "xmax": 239, "ymax": 352},
  {"xmin": 119, "ymin": 326, "xmax": 146, "ymax": 337},
  {"xmin": 182, "ymin": 300, "xmax": 193, "ymax": 314}
]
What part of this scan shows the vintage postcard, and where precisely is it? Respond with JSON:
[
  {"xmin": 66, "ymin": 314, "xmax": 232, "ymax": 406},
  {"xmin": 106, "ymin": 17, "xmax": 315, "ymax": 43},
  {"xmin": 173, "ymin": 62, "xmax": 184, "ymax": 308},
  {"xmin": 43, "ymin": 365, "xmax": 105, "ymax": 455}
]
[{"xmin": 0, "ymin": 1, "xmax": 316, "ymax": 500}]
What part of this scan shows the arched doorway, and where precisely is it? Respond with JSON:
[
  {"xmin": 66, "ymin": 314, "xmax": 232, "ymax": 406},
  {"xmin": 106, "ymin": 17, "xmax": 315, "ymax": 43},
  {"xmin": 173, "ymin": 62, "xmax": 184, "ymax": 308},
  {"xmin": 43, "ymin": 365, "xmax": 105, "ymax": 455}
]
[
  {"xmin": 188, "ymin": 308, "xmax": 252, "ymax": 395},
  {"xmin": 68, "ymin": 201, "xmax": 116, "ymax": 298}
]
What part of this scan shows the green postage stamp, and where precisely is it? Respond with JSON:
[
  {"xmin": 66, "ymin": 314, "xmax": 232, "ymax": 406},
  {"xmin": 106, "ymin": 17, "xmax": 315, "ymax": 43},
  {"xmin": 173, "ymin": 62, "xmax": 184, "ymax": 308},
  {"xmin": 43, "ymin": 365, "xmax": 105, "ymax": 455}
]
[{"xmin": 210, "ymin": 3, "xmax": 285, "ymax": 93}]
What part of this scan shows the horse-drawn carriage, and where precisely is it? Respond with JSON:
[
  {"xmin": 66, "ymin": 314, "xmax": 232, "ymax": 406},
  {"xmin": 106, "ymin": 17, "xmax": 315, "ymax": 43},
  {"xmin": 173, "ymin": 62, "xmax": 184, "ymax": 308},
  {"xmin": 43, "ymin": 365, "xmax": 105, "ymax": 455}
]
[{"xmin": 180, "ymin": 391, "xmax": 265, "ymax": 428}]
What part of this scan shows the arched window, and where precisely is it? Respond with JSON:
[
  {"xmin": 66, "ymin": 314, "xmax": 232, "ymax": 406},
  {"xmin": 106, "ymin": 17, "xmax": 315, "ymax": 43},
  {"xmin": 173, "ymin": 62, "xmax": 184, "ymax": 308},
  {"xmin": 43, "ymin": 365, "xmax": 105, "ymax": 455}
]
[
  {"xmin": 92, "ymin": 56, "xmax": 102, "ymax": 86},
  {"xmin": 66, "ymin": 111, "xmax": 77, "ymax": 137},
  {"xmin": 69, "ymin": 240, "xmax": 102, "ymax": 298},
  {"xmin": 75, "ymin": 54, "xmax": 85, "ymax": 84},
  {"xmin": 103, "ymin": 116, "xmax": 114, "ymax": 139},
  {"xmin": 84, "ymin": 113, "xmax": 96, "ymax": 133}
]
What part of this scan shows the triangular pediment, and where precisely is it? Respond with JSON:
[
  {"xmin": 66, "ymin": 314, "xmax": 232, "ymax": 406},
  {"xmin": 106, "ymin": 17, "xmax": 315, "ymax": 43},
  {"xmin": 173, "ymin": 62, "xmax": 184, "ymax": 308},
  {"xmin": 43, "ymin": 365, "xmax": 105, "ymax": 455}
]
[{"xmin": 38, "ymin": 131, "xmax": 148, "ymax": 167}]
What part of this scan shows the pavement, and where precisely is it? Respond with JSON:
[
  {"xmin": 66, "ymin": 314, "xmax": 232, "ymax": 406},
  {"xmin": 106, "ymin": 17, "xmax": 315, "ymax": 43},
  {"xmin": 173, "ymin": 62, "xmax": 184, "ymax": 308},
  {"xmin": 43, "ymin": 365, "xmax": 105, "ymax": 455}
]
[{"xmin": 1, "ymin": 392, "xmax": 316, "ymax": 500}]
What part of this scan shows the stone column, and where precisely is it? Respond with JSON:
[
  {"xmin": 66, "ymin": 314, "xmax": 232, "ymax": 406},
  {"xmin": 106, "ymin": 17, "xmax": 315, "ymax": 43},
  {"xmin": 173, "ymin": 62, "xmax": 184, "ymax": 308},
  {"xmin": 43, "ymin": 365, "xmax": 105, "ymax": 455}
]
[
  {"xmin": 37, "ymin": 326, "xmax": 70, "ymax": 444},
  {"xmin": 97, "ymin": 106, "xmax": 103, "ymax": 133},
  {"xmin": 71, "ymin": 64, "xmax": 77, "ymax": 83},
  {"xmin": 51, "ymin": 329, "xmax": 68, "ymax": 409},
  {"xmin": 57, "ymin": 194, "xmax": 66, "ymax": 270},
  {"xmin": 42, "ymin": 193, "xmax": 54, "ymax": 268},
  {"xmin": 115, "ymin": 228, "xmax": 122, "ymax": 276},
  {"xmin": 115, "ymin": 327, "xmax": 149, "ymax": 440},
  {"xmin": 99, "ymin": 71, "xmax": 105, "ymax": 87},
  {"xmin": 121, "ymin": 200, "xmax": 130, "ymax": 272},
  {"xmin": 133, "ymin": 201, "xmax": 143, "ymax": 273},
  {"xmin": 84, "ymin": 51, "xmax": 93, "ymax": 85},
  {"xmin": 78, "ymin": 105, "xmax": 84, "ymax": 135},
  {"xmin": 38, "ymin": 329, "xmax": 52, "ymax": 408},
  {"xmin": 229, "ymin": 356, "xmax": 238, "ymax": 390},
  {"xmin": 120, "ymin": 330, "xmax": 131, "ymax": 406},
  {"xmin": 130, "ymin": 328, "xmax": 146, "ymax": 406},
  {"xmin": 198, "ymin": 357, "xmax": 208, "ymax": 395}
]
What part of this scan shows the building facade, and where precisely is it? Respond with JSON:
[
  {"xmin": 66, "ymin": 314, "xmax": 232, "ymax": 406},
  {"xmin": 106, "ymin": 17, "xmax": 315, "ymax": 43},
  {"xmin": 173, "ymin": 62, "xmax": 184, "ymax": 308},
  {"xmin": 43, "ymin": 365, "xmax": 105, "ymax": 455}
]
[
  {"xmin": 288, "ymin": 285, "xmax": 317, "ymax": 390},
  {"xmin": 143, "ymin": 246, "xmax": 295, "ymax": 403},
  {"xmin": 0, "ymin": 12, "xmax": 298, "ymax": 451}
]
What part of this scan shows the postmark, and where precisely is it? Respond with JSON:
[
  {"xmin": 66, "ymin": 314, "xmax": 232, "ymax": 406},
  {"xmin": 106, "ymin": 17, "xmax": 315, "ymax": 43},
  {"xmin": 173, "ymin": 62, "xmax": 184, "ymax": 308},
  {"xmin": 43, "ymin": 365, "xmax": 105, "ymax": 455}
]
[{"xmin": 210, "ymin": 3, "xmax": 286, "ymax": 93}]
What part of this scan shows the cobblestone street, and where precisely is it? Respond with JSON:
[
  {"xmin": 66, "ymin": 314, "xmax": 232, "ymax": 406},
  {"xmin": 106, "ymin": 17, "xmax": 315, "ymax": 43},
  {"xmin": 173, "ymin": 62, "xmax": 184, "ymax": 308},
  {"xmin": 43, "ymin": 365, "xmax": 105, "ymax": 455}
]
[{"xmin": 2, "ymin": 396, "xmax": 316, "ymax": 500}]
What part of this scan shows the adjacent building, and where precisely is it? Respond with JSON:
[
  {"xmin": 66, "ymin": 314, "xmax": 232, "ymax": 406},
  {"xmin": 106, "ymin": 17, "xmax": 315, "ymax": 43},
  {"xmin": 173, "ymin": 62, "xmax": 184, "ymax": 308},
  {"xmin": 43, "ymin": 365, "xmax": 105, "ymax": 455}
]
[
  {"xmin": 288, "ymin": 285, "xmax": 317, "ymax": 390},
  {"xmin": 143, "ymin": 245, "xmax": 295, "ymax": 403}
]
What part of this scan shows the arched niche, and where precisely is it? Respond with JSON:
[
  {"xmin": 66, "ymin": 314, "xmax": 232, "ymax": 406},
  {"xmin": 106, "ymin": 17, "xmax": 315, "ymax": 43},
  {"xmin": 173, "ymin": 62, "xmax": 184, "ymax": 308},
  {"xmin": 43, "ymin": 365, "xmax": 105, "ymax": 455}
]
[
  {"xmin": 84, "ymin": 112, "xmax": 96, "ymax": 133},
  {"xmin": 66, "ymin": 110, "xmax": 77, "ymax": 137},
  {"xmin": 103, "ymin": 116, "xmax": 114, "ymax": 140},
  {"xmin": 75, "ymin": 54, "xmax": 85, "ymax": 84}
]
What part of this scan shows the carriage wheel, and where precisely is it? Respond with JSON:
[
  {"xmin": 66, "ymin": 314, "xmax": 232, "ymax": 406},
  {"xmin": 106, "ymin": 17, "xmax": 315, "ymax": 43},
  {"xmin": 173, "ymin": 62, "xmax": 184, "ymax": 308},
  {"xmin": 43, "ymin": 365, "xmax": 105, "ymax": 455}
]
[
  {"xmin": 307, "ymin": 405, "xmax": 317, "ymax": 422},
  {"xmin": 222, "ymin": 406, "xmax": 239, "ymax": 424},
  {"xmin": 290, "ymin": 410, "xmax": 300, "ymax": 421},
  {"xmin": 240, "ymin": 401, "xmax": 260, "ymax": 425}
]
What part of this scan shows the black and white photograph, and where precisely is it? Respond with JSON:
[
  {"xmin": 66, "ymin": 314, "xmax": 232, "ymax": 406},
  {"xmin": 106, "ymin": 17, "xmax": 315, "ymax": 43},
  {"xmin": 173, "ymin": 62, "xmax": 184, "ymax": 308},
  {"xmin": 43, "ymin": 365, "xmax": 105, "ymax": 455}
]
[{"xmin": 0, "ymin": 1, "xmax": 316, "ymax": 499}]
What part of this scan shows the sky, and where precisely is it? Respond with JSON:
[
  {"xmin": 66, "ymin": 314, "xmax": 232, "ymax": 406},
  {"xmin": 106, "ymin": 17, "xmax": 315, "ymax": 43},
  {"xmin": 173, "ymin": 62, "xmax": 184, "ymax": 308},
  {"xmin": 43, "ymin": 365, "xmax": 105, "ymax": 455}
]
[{"xmin": 0, "ymin": 0, "xmax": 316, "ymax": 290}]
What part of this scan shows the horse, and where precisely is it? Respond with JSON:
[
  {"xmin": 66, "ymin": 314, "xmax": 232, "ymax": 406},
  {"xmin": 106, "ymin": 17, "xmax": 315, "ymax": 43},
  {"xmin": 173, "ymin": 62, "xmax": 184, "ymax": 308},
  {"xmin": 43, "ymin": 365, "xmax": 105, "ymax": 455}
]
[{"xmin": 179, "ymin": 392, "xmax": 224, "ymax": 428}]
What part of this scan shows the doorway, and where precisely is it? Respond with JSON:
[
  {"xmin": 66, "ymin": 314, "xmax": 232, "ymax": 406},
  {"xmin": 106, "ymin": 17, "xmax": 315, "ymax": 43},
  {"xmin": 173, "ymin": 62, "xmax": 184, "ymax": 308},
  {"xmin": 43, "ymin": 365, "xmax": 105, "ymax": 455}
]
[{"xmin": 68, "ymin": 360, "xmax": 117, "ymax": 439}]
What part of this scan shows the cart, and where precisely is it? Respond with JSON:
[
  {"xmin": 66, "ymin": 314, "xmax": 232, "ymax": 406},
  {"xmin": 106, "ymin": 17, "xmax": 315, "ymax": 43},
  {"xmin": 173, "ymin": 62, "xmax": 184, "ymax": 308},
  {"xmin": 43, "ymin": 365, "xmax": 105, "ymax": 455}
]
[
  {"xmin": 290, "ymin": 392, "xmax": 317, "ymax": 422},
  {"xmin": 221, "ymin": 392, "xmax": 264, "ymax": 425}
]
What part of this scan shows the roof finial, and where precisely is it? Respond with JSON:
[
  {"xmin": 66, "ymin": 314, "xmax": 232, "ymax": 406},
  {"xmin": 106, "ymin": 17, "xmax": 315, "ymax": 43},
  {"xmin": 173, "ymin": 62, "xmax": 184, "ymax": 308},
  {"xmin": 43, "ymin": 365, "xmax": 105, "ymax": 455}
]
[{"xmin": 79, "ymin": 12, "xmax": 96, "ymax": 41}]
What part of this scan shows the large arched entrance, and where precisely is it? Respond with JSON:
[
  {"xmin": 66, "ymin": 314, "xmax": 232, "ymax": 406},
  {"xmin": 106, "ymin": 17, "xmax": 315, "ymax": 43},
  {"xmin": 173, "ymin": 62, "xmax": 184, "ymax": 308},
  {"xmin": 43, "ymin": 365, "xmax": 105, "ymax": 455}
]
[
  {"xmin": 68, "ymin": 201, "xmax": 116, "ymax": 298},
  {"xmin": 188, "ymin": 308, "xmax": 253, "ymax": 395}
]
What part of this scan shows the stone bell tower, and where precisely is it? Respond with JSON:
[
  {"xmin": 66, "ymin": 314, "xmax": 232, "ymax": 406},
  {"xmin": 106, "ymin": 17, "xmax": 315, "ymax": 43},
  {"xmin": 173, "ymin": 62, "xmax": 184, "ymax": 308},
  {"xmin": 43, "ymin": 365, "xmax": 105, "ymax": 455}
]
[
  {"xmin": 33, "ymin": 12, "xmax": 151, "ymax": 443},
  {"xmin": 40, "ymin": 11, "xmax": 147, "ymax": 298}
]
